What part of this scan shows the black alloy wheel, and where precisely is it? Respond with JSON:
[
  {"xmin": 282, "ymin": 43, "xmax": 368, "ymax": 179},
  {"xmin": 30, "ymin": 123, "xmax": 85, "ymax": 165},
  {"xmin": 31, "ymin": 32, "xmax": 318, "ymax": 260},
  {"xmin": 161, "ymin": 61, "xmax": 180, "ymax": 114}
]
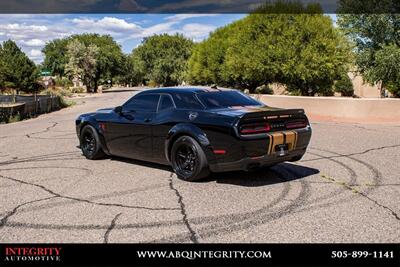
[
  {"xmin": 171, "ymin": 136, "xmax": 209, "ymax": 181},
  {"xmin": 80, "ymin": 125, "xmax": 105, "ymax": 160},
  {"xmin": 175, "ymin": 143, "xmax": 197, "ymax": 176}
]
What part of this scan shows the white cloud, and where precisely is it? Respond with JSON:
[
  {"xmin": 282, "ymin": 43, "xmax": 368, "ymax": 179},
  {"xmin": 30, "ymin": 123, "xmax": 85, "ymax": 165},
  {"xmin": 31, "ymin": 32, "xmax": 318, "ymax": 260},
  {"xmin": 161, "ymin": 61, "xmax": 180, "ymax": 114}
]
[
  {"xmin": 29, "ymin": 49, "xmax": 43, "ymax": 58},
  {"xmin": 21, "ymin": 39, "xmax": 46, "ymax": 47},
  {"xmin": 0, "ymin": 23, "xmax": 47, "ymax": 33},
  {"xmin": 72, "ymin": 17, "xmax": 141, "ymax": 33},
  {"xmin": 166, "ymin": 14, "xmax": 218, "ymax": 22},
  {"xmin": 181, "ymin": 23, "xmax": 216, "ymax": 38}
]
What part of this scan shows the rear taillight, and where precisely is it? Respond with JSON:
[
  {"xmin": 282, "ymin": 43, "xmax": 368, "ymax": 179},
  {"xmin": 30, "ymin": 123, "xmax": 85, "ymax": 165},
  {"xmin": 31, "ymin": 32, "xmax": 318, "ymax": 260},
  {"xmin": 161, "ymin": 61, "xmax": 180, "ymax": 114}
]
[
  {"xmin": 240, "ymin": 123, "xmax": 271, "ymax": 135},
  {"xmin": 286, "ymin": 120, "xmax": 307, "ymax": 129}
]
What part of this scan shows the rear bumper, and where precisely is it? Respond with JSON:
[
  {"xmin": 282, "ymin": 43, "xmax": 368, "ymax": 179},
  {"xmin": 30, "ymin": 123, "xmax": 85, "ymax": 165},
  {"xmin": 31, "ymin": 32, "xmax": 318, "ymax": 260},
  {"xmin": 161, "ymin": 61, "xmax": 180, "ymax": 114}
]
[
  {"xmin": 206, "ymin": 126, "xmax": 311, "ymax": 172},
  {"xmin": 209, "ymin": 148, "xmax": 306, "ymax": 172}
]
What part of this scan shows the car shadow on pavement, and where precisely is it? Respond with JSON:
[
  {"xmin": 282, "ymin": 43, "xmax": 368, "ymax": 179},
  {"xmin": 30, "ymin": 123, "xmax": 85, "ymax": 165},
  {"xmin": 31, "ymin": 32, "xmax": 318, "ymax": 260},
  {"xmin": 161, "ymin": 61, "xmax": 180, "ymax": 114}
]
[
  {"xmin": 109, "ymin": 156, "xmax": 173, "ymax": 172},
  {"xmin": 203, "ymin": 163, "xmax": 320, "ymax": 187}
]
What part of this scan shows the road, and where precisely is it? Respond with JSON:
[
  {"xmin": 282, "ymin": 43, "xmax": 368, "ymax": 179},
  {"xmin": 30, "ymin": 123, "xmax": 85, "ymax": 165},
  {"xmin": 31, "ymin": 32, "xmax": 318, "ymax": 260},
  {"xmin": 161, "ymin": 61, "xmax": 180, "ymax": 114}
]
[{"xmin": 0, "ymin": 90, "xmax": 399, "ymax": 243}]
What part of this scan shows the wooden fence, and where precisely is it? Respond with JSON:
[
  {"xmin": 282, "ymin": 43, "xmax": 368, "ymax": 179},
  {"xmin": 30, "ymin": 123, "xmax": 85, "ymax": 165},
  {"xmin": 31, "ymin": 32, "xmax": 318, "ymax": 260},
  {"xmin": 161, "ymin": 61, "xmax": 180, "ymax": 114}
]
[{"xmin": 0, "ymin": 95, "xmax": 61, "ymax": 123}]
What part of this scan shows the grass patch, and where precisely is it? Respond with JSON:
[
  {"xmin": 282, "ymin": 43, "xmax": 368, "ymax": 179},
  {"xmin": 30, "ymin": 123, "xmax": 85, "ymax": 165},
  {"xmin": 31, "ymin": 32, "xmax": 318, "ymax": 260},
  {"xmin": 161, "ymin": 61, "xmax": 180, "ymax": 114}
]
[
  {"xmin": 7, "ymin": 114, "xmax": 22, "ymax": 123},
  {"xmin": 60, "ymin": 97, "xmax": 77, "ymax": 108}
]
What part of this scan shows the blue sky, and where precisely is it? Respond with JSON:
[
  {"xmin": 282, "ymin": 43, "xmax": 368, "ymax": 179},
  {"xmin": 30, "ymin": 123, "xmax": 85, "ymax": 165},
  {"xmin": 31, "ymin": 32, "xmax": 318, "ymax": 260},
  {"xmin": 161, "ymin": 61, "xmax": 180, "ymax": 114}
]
[
  {"xmin": 0, "ymin": 13, "xmax": 336, "ymax": 64},
  {"xmin": 0, "ymin": 14, "xmax": 246, "ymax": 63}
]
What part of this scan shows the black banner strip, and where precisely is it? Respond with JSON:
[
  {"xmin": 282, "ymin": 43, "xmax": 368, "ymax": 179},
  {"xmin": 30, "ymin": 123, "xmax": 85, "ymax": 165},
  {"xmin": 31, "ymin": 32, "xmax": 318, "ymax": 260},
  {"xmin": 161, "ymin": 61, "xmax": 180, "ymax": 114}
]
[
  {"xmin": 0, "ymin": 0, "xmax": 399, "ymax": 14},
  {"xmin": 0, "ymin": 243, "xmax": 399, "ymax": 267}
]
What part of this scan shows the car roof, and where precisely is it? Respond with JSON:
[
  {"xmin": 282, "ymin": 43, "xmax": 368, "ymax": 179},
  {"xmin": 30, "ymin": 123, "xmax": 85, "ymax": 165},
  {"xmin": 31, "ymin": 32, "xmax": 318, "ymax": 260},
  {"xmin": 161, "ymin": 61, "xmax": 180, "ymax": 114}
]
[{"xmin": 138, "ymin": 86, "xmax": 235, "ymax": 95}]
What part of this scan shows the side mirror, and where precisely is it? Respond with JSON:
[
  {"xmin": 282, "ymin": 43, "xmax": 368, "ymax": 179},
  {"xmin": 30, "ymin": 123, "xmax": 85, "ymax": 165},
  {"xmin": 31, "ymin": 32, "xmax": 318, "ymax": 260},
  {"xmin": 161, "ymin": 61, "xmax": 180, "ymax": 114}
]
[{"xmin": 114, "ymin": 106, "xmax": 123, "ymax": 114}]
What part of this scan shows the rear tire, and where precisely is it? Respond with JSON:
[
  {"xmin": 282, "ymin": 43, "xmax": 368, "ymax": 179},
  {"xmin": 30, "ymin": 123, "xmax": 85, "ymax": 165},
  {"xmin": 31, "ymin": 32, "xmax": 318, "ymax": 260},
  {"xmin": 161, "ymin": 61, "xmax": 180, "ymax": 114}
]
[
  {"xmin": 80, "ymin": 125, "xmax": 105, "ymax": 160},
  {"xmin": 171, "ymin": 136, "xmax": 210, "ymax": 181}
]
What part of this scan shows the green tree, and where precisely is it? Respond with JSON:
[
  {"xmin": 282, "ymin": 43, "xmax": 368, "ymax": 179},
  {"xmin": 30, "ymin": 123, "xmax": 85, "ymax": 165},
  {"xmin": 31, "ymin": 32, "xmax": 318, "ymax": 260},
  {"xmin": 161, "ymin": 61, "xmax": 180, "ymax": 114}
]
[
  {"xmin": 187, "ymin": 24, "xmax": 235, "ymax": 87},
  {"xmin": 0, "ymin": 40, "xmax": 38, "ymax": 94},
  {"xmin": 42, "ymin": 38, "xmax": 69, "ymax": 77},
  {"xmin": 42, "ymin": 34, "xmax": 124, "ymax": 92},
  {"xmin": 117, "ymin": 54, "xmax": 146, "ymax": 87},
  {"xmin": 65, "ymin": 39, "xmax": 99, "ymax": 93},
  {"xmin": 72, "ymin": 34, "xmax": 124, "ymax": 90},
  {"xmin": 338, "ymin": 9, "xmax": 400, "ymax": 97},
  {"xmin": 132, "ymin": 34, "xmax": 194, "ymax": 86},
  {"xmin": 187, "ymin": 2, "xmax": 352, "ymax": 95}
]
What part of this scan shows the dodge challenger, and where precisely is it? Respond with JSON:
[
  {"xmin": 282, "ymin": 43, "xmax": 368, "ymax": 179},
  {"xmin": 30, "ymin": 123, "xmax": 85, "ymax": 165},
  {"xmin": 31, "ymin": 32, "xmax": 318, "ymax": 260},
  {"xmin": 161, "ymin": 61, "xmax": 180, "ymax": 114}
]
[{"xmin": 76, "ymin": 87, "xmax": 312, "ymax": 181}]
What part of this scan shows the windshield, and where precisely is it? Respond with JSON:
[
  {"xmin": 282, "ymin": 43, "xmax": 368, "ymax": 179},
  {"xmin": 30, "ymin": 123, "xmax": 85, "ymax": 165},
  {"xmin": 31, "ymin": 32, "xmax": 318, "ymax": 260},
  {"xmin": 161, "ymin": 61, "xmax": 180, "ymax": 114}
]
[{"xmin": 196, "ymin": 91, "xmax": 263, "ymax": 109}]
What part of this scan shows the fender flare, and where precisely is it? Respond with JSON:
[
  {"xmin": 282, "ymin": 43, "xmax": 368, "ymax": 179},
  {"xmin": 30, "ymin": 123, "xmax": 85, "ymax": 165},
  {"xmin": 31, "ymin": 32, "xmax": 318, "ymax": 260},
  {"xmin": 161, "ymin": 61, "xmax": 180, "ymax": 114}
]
[
  {"xmin": 79, "ymin": 117, "xmax": 111, "ymax": 155},
  {"xmin": 165, "ymin": 123, "xmax": 215, "ymax": 163}
]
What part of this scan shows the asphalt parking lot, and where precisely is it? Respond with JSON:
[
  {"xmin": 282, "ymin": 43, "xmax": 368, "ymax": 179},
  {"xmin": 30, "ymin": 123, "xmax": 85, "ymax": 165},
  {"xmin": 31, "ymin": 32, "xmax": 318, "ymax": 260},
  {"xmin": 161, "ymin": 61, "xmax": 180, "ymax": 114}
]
[{"xmin": 0, "ymin": 90, "xmax": 399, "ymax": 243}]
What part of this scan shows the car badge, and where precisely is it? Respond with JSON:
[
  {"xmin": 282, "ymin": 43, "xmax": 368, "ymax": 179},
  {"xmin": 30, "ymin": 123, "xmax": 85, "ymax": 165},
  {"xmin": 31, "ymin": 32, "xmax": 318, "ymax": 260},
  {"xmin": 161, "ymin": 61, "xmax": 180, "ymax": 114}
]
[{"xmin": 189, "ymin": 112, "xmax": 198, "ymax": 121}]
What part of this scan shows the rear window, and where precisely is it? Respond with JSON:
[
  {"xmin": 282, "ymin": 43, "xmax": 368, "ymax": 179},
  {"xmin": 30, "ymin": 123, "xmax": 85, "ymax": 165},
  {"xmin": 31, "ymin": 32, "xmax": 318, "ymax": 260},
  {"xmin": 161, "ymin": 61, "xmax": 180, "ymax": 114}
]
[
  {"xmin": 172, "ymin": 93, "xmax": 204, "ymax": 110},
  {"xmin": 197, "ymin": 91, "xmax": 262, "ymax": 109}
]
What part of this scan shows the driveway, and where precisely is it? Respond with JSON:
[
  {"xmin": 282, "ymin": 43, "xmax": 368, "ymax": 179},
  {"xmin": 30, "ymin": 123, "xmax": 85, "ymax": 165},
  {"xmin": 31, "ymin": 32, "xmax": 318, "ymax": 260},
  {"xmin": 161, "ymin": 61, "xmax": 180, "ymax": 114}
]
[{"xmin": 0, "ymin": 90, "xmax": 399, "ymax": 243}]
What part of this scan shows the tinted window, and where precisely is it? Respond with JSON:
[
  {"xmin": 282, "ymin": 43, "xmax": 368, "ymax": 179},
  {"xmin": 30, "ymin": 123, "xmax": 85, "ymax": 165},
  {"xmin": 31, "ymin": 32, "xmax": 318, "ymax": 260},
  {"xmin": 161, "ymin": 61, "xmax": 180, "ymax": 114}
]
[
  {"xmin": 124, "ymin": 94, "xmax": 160, "ymax": 112},
  {"xmin": 172, "ymin": 93, "xmax": 203, "ymax": 109},
  {"xmin": 159, "ymin": 95, "xmax": 175, "ymax": 112},
  {"xmin": 197, "ymin": 91, "xmax": 262, "ymax": 109}
]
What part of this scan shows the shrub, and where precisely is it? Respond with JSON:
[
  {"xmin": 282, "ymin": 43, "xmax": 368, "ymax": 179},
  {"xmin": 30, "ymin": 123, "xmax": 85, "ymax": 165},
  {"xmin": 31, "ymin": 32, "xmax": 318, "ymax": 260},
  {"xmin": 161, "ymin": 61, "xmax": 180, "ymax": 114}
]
[
  {"xmin": 55, "ymin": 77, "xmax": 73, "ymax": 88},
  {"xmin": 147, "ymin": 80, "xmax": 159, "ymax": 87},
  {"xmin": 335, "ymin": 74, "xmax": 354, "ymax": 97},
  {"xmin": 255, "ymin": 85, "xmax": 274, "ymax": 95}
]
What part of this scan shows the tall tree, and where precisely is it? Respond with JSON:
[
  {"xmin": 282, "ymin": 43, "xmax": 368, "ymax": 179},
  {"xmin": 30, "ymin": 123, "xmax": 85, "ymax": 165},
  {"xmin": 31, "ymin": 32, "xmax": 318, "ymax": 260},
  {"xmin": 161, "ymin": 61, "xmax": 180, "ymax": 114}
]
[
  {"xmin": 338, "ymin": 11, "xmax": 400, "ymax": 97},
  {"xmin": 65, "ymin": 39, "xmax": 99, "ymax": 93},
  {"xmin": 42, "ymin": 34, "xmax": 124, "ymax": 92},
  {"xmin": 42, "ymin": 38, "xmax": 70, "ymax": 77},
  {"xmin": 0, "ymin": 40, "xmax": 38, "ymax": 94},
  {"xmin": 132, "ymin": 34, "xmax": 194, "ymax": 86},
  {"xmin": 187, "ymin": 2, "xmax": 352, "ymax": 95}
]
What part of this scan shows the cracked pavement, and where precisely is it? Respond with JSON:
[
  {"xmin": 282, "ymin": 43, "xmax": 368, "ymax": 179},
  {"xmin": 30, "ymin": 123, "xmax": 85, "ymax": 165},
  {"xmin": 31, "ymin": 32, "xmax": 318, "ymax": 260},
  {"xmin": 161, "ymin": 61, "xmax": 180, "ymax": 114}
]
[{"xmin": 0, "ymin": 90, "xmax": 399, "ymax": 243}]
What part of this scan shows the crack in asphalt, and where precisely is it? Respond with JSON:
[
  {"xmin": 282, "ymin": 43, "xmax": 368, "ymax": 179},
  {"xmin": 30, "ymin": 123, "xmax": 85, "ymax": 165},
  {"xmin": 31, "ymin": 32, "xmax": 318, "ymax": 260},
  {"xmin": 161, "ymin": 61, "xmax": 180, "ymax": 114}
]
[
  {"xmin": 321, "ymin": 174, "xmax": 400, "ymax": 221},
  {"xmin": 26, "ymin": 122, "xmax": 58, "ymax": 138},
  {"xmin": 154, "ymin": 166, "xmax": 311, "ymax": 243},
  {"xmin": 304, "ymin": 144, "xmax": 400, "ymax": 162},
  {"xmin": 168, "ymin": 176, "xmax": 199, "ymax": 243},
  {"xmin": 0, "ymin": 151, "xmax": 81, "ymax": 166},
  {"xmin": 103, "ymin": 213, "xmax": 122, "ymax": 243},
  {"xmin": 0, "ymin": 196, "xmax": 57, "ymax": 228},
  {"xmin": 0, "ymin": 174, "xmax": 179, "ymax": 212}
]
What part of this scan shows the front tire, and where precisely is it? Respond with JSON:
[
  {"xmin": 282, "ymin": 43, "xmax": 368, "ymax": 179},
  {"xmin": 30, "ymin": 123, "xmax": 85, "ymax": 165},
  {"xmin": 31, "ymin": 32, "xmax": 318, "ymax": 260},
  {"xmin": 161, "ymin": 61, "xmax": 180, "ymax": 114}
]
[
  {"xmin": 80, "ymin": 125, "xmax": 105, "ymax": 160},
  {"xmin": 171, "ymin": 136, "xmax": 209, "ymax": 181}
]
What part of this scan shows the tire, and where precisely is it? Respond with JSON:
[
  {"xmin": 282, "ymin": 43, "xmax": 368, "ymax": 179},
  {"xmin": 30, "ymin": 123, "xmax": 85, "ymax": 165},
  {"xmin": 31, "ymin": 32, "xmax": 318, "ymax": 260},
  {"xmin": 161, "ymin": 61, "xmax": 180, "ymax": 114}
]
[
  {"xmin": 80, "ymin": 125, "xmax": 105, "ymax": 160},
  {"xmin": 171, "ymin": 136, "xmax": 210, "ymax": 181}
]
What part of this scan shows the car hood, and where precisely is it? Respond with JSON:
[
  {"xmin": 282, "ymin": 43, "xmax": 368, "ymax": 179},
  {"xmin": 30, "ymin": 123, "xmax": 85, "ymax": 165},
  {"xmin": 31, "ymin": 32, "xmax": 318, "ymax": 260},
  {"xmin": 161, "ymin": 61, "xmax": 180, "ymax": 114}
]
[{"xmin": 96, "ymin": 108, "xmax": 115, "ymax": 114}]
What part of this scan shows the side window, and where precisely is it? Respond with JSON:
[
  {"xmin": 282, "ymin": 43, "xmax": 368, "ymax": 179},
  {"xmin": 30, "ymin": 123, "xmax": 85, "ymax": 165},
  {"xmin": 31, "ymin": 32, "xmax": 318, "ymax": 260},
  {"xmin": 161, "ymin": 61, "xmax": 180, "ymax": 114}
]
[
  {"xmin": 123, "ymin": 94, "xmax": 160, "ymax": 112},
  {"xmin": 158, "ymin": 95, "xmax": 175, "ymax": 112},
  {"xmin": 172, "ymin": 93, "xmax": 204, "ymax": 110}
]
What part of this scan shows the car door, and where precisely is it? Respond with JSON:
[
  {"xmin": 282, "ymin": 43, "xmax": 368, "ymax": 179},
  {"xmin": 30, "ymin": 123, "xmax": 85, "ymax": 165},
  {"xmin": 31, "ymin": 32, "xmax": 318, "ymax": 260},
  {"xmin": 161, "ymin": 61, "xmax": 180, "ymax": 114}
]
[
  {"xmin": 106, "ymin": 94, "xmax": 160, "ymax": 160},
  {"xmin": 152, "ymin": 94, "xmax": 176, "ymax": 164}
]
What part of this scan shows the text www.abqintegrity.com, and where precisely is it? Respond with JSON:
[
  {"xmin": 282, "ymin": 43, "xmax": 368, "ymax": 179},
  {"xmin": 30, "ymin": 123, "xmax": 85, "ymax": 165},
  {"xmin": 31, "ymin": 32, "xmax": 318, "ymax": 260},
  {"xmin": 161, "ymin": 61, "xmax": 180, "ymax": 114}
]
[{"xmin": 137, "ymin": 250, "xmax": 272, "ymax": 260}]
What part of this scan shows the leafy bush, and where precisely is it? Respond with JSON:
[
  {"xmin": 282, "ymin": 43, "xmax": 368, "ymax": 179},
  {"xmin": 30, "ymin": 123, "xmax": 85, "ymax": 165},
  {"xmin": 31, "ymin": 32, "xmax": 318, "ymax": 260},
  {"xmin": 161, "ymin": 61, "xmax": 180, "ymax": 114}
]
[
  {"xmin": 60, "ymin": 98, "xmax": 75, "ymax": 108},
  {"xmin": 42, "ymin": 87, "xmax": 73, "ymax": 97},
  {"xmin": 335, "ymin": 74, "xmax": 354, "ymax": 97},
  {"xmin": 70, "ymin": 87, "xmax": 85, "ymax": 94},
  {"xmin": 55, "ymin": 77, "xmax": 73, "ymax": 88},
  {"xmin": 147, "ymin": 80, "xmax": 159, "ymax": 87},
  {"xmin": 255, "ymin": 85, "xmax": 274, "ymax": 95}
]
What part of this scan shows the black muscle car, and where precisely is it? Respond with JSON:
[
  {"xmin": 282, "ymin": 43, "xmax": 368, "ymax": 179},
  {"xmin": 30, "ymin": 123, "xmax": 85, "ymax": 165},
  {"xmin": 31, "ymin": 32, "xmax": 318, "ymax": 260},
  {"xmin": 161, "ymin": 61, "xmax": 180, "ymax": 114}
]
[{"xmin": 76, "ymin": 87, "xmax": 312, "ymax": 181}]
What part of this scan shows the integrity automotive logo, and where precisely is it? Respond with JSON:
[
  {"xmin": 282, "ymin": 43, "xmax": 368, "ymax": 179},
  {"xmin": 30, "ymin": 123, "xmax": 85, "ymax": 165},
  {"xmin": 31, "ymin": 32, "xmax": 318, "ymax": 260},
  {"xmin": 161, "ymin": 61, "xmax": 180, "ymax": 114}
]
[{"xmin": 2, "ymin": 246, "xmax": 62, "ymax": 263}]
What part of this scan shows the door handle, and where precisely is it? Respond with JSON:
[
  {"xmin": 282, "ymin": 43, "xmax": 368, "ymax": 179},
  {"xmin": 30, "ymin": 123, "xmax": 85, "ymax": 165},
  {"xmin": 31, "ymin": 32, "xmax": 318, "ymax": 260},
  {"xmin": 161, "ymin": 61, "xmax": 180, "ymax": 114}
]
[{"xmin": 144, "ymin": 118, "xmax": 152, "ymax": 123}]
